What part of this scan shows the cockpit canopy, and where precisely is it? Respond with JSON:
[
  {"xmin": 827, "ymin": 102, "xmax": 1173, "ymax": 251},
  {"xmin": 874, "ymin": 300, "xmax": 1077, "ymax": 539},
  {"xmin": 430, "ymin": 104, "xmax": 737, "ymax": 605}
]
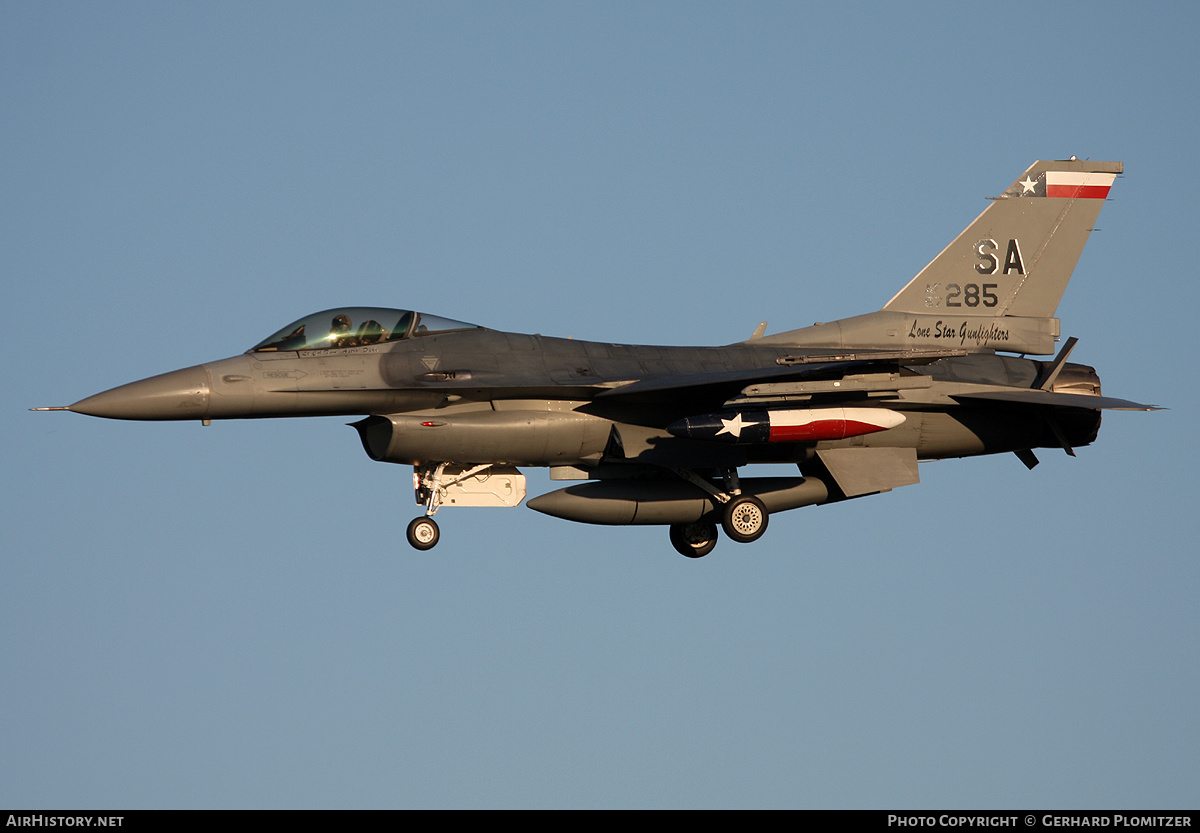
[{"xmin": 251, "ymin": 307, "xmax": 481, "ymax": 352}]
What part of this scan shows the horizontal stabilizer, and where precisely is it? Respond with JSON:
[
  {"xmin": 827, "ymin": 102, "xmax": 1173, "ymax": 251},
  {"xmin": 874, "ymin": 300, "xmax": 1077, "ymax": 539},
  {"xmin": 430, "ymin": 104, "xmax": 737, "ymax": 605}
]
[{"xmin": 952, "ymin": 390, "xmax": 1159, "ymax": 411}]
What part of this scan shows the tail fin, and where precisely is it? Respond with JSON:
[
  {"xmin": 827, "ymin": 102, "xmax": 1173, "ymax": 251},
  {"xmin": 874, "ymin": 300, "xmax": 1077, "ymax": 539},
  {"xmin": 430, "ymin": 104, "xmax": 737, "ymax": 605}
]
[{"xmin": 883, "ymin": 159, "xmax": 1121, "ymax": 319}]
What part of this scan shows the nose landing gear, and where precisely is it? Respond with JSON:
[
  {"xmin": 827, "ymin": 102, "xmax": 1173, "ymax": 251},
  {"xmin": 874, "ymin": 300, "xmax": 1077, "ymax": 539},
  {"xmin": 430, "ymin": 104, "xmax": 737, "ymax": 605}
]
[
  {"xmin": 406, "ymin": 516, "xmax": 440, "ymax": 550},
  {"xmin": 405, "ymin": 463, "xmax": 527, "ymax": 550}
]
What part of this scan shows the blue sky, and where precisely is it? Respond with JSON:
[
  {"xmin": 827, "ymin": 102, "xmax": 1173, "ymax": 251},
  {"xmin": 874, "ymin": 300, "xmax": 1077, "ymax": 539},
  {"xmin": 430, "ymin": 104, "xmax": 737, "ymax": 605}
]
[{"xmin": 4, "ymin": 1, "xmax": 1198, "ymax": 809}]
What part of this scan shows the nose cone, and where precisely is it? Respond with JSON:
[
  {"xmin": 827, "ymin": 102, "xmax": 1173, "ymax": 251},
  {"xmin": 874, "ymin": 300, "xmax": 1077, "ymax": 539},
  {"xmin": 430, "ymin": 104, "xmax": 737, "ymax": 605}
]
[{"xmin": 69, "ymin": 365, "xmax": 211, "ymax": 420}]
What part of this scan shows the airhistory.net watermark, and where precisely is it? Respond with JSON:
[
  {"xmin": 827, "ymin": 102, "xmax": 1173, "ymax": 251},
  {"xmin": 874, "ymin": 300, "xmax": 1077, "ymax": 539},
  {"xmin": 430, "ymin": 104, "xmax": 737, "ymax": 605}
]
[{"xmin": 6, "ymin": 817, "xmax": 123, "ymax": 827}]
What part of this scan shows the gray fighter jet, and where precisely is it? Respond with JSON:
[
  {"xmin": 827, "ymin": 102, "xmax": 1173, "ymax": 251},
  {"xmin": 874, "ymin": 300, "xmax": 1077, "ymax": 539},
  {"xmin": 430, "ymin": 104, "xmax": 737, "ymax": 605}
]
[{"xmin": 37, "ymin": 159, "xmax": 1156, "ymax": 556}]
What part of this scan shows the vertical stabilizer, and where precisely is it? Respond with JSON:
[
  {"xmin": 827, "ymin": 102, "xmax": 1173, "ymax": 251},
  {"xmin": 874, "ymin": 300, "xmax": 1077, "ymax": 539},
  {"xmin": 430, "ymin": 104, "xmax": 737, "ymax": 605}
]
[{"xmin": 883, "ymin": 159, "xmax": 1121, "ymax": 319}]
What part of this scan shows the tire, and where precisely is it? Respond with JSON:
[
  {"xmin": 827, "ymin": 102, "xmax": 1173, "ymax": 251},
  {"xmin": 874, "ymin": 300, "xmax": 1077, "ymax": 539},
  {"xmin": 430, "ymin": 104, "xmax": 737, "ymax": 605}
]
[
  {"xmin": 669, "ymin": 522, "xmax": 719, "ymax": 558},
  {"xmin": 406, "ymin": 516, "xmax": 440, "ymax": 551},
  {"xmin": 721, "ymin": 496, "xmax": 768, "ymax": 543}
]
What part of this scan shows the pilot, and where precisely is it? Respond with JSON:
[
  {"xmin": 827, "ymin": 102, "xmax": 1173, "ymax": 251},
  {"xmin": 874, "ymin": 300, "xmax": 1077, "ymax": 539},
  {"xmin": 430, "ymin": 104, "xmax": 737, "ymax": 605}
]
[
  {"xmin": 330, "ymin": 314, "xmax": 358, "ymax": 348},
  {"xmin": 358, "ymin": 319, "xmax": 384, "ymax": 345}
]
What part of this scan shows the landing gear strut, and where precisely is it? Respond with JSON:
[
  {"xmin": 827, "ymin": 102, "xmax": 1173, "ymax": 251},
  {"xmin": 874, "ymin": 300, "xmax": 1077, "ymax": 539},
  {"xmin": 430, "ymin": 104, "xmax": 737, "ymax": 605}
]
[
  {"xmin": 405, "ymin": 463, "xmax": 489, "ymax": 554},
  {"xmin": 667, "ymin": 467, "xmax": 771, "ymax": 553},
  {"xmin": 404, "ymin": 463, "xmax": 528, "ymax": 551}
]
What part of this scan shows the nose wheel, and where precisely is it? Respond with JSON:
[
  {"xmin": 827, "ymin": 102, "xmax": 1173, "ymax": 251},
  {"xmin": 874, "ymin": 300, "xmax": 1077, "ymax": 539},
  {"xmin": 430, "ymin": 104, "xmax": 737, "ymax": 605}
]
[
  {"xmin": 406, "ymin": 516, "xmax": 440, "ymax": 551},
  {"xmin": 406, "ymin": 463, "xmax": 499, "ymax": 551}
]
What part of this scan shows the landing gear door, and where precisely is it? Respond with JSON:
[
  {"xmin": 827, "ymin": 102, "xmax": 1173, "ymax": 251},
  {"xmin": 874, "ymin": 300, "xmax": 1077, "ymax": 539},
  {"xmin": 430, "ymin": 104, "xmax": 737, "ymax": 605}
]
[{"xmin": 416, "ymin": 464, "xmax": 527, "ymax": 508}]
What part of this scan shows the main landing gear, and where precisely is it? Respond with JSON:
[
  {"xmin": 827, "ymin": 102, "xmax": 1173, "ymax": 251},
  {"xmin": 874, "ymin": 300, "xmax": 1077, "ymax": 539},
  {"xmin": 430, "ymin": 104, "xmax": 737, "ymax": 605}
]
[
  {"xmin": 721, "ymin": 495, "xmax": 768, "ymax": 544},
  {"xmin": 666, "ymin": 470, "xmax": 770, "ymax": 558},
  {"xmin": 669, "ymin": 522, "xmax": 719, "ymax": 558}
]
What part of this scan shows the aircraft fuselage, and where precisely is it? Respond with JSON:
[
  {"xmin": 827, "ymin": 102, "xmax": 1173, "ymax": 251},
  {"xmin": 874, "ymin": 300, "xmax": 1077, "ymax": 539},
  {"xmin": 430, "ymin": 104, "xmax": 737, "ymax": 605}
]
[{"xmin": 45, "ymin": 159, "xmax": 1155, "ymax": 556}]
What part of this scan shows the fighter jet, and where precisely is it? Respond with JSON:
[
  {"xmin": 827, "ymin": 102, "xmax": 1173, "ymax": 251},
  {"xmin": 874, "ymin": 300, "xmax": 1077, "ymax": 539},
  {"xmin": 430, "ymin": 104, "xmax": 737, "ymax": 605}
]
[{"xmin": 37, "ymin": 159, "xmax": 1156, "ymax": 557}]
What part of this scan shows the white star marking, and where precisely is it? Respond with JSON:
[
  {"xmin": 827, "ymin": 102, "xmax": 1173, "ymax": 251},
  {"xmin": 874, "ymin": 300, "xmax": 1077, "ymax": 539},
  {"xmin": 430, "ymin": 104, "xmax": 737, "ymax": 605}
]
[
  {"xmin": 1019, "ymin": 176, "xmax": 1037, "ymax": 194},
  {"xmin": 716, "ymin": 413, "xmax": 758, "ymax": 438}
]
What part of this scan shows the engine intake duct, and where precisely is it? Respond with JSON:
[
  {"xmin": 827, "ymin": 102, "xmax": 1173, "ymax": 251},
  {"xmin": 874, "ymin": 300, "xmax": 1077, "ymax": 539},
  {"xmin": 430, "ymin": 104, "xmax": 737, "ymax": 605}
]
[{"xmin": 353, "ymin": 410, "xmax": 611, "ymax": 467}]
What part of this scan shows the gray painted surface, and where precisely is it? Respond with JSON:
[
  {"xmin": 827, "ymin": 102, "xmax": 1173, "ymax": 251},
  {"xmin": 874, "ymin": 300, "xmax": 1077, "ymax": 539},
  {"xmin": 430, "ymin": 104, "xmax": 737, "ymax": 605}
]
[{"xmin": 41, "ymin": 160, "xmax": 1155, "ymax": 555}]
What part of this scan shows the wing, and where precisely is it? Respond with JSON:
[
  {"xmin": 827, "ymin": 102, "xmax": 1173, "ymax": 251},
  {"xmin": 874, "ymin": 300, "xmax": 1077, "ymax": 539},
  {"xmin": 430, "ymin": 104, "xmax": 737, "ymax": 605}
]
[{"xmin": 593, "ymin": 348, "xmax": 964, "ymax": 403}]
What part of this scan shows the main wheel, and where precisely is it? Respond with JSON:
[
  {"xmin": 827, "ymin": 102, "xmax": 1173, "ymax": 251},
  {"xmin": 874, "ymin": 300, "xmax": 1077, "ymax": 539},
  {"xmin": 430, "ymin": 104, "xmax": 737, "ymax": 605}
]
[
  {"xmin": 406, "ymin": 516, "xmax": 440, "ymax": 550},
  {"xmin": 669, "ymin": 522, "xmax": 719, "ymax": 558},
  {"xmin": 721, "ymin": 496, "xmax": 768, "ymax": 543}
]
